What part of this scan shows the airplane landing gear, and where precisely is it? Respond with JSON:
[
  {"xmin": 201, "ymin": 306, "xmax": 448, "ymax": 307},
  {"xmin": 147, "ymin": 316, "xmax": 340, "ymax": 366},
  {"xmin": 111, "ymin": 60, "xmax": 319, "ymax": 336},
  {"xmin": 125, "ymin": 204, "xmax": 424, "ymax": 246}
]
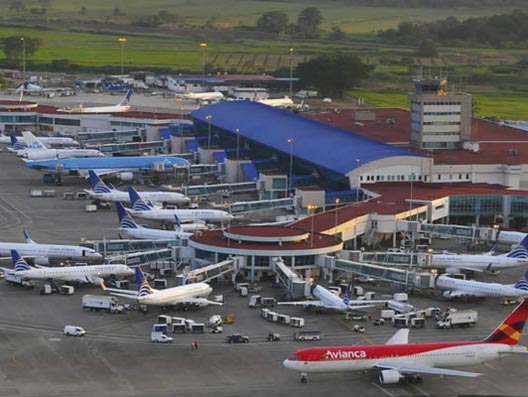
[
  {"xmin": 407, "ymin": 375, "xmax": 423, "ymax": 384},
  {"xmin": 300, "ymin": 373, "xmax": 308, "ymax": 384}
]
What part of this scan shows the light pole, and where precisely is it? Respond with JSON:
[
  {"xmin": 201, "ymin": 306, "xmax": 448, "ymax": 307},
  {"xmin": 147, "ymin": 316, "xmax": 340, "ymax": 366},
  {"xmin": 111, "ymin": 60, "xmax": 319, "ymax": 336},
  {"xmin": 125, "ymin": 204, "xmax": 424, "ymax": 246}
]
[
  {"xmin": 410, "ymin": 172, "xmax": 415, "ymax": 220},
  {"xmin": 334, "ymin": 198, "xmax": 340, "ymax": 240},
  {"xmin": 287, "ymin": 137, "xmax": 293, "ymax": 196},
  {"xmin": 118, "ymin": 37, "xmax": 127, "ymax": 76},
  {"xmin": 308, "ymin": 204, "xmax": 318, "ymax": 247},
  {"xmin": 356, "ymin": 159, "xmax": 361, "ymax": 203},
  {"xmin": 289, "ymin": 47, "xmax": 294, "ymax": 98},
  {"xmin": 176, "ymin": 97, "xmax": 184, "ymax": 135},
  {"xmin": 205, "ymin": 115, "xmax": 213, "ymax": 148},
  {"xmin": 20, "ymin": 37, "xmax": 25, "ymax": 76},
  {"xmin": 235, "ymin": 128, "xmax": 240, "ymax": 182},
  {"xmin": 200, "ymin": 42, "xmax": 207, "ymax": 85}
]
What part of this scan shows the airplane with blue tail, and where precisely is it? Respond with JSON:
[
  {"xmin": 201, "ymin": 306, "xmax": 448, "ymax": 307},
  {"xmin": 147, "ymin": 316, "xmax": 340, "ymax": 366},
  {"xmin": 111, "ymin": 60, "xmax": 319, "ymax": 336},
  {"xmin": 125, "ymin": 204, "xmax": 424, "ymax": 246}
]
[
  {"xmin": 116, "ymin": 202, "xmax": 192, "ymax": 240},
  {"xmin": 2, "ymin": 133, "xmax": 79, "ymax": 149},
  {"xmin": 58, "ymin": 89, "xmax": 133, "ymax": 113}
]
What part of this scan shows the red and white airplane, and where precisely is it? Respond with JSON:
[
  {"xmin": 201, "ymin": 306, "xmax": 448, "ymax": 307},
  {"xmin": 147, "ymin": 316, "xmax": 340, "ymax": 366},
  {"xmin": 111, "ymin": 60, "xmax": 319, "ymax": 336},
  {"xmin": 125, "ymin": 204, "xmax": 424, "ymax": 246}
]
[{"xmin": 283, "ymin": 299, "xmax": 528, "ymax": 384}]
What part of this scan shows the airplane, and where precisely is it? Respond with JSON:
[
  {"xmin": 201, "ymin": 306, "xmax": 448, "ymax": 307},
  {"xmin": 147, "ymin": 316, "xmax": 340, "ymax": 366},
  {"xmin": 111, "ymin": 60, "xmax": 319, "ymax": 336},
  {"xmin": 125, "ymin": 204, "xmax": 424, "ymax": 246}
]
[
  {"xmin": 436, "ymin": 270, "xmax": 528, "ymax": 299},
  {"xmin": 23, "ymin": 155, "xmax": 190, "ymax": 175},
  {"xmin": 277, "ymin": 283, "xmax": 387, "ymax": 312},
  {"xmin": 177, "ymin": 91, "xmax": 225, "ymax": 102},
  {"xmin": 84, "ymin": 170, "xmax": 190, "ymax": 205},
  {"xmin": 431, "ymin": 239, "xmax": 528, "ymax": 274},
  {"xmin": 115, "ymin": 202, "xmax": 192, "ymax": 240},
  {"xmin": 497, "ymin": 230, "xmax": 527, "ymax": 246},
  {"xmin": 0, "ymin": 230, "xmax": 102, "ymax": 265},
  {"xmin": 0, "ymin": 133, "xmax": 80, "ymax": 148},
  {"xmin": 127, "ymin": 186, "xmax": 234, "ymax": 222},
  {"xmin": 15, "ymin": 131, "xmax": 104, "ymax": 160},
  {"xmin": 15, "ymin": 81, "xmax": 42, "ymax": 94},
  {"xmin": 57, "ymin": 90, "xmax": 133, "ymax": 113},
  {"xmin": 1, "ymin": 250, "xmax": 134, "ymax": 285},
  {"xmin": 283, "ymin": 299, "xmax": 528, "ymax": 384},
  {"xmin": 101, "ymin": 267, "xmax": 222, "ymax": 307}
]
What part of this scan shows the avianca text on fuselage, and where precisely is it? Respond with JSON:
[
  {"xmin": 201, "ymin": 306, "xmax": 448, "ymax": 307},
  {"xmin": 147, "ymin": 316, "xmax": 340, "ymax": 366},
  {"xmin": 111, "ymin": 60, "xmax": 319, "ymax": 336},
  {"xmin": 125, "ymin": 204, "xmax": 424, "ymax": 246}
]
[{"xmin": 325, "ymin": 350, "xmax": 367, "ymax": 360}]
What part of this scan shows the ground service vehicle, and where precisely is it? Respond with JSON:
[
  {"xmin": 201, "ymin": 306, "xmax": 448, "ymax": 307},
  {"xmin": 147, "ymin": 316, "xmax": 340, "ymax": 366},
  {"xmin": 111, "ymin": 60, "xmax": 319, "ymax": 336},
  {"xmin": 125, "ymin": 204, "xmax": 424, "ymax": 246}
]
[
  {"xmin": 64, "ymin": 325, "xmax": 85, "ymax": 336},
  {"xmin": 267, "ymin": 333, "xmax": 281, "ymax": 341},
  {"xmin": 373, "ymin": 318, "xmax": 385, "ymax": 326},
  {"xmin": 82, "ymin": 294, "xmax": 124, "ymax": 313},
  {"xmin": 226, "ymin": 333, "xmax": 249, "ymax": 343},
  {"xmin": 353, "ymin": 325, "xmax": 366, "ymax": 333},
  {"xmin": 437, "ymin": 310, "xmax": 478, "ymax": 329},
  {"xmin": 211, "ymin": 326, "xmax": 223, "ymax": 333},
  {"xmin": 386, "ymin": 300, "xmax": 416, "ymax": 314},
  {"xmin": 293, "ymin": 331, "xmax": 321, "ymax": 341},
  {"xmin": 248, "ymin": 295, "xmax": 276, "ymax": 308},
  {"xmin": 151, "ymin": 331, "xmax": 173, "ymax": 343},
  {"xmin": 4, "ymin": 273, "xmax": 35, "ymax": 288}
]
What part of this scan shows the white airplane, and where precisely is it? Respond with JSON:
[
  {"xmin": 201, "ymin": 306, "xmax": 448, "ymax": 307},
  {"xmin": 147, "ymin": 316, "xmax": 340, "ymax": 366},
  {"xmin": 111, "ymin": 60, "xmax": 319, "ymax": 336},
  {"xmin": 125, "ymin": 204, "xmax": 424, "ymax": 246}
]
[
  {"xmin": 436, "ymin": 270, "xmax": 528, "ymax": 299},
  {"xmin": 101, "ymin": 267, "xmax": 222, "ymax": 307},
  {"xmin": 16, "ymin": 131, "xmax": 103, "ymax": 160},
  {"xmin": 2, "ymin": 250, "xmax": 134, "ymax": 284},
  {"xmin": 58, "ymin": 90, "xmax": 132, "ymax": 113},
  {"xmin": 283, "ymin": 300, "xmax": 528, "ymax": 384},
  {"xmin": 178, "ymin": 91, "xmax": 224, "ymax": 102},
  {"xmin": 0, "ymin": 133, "xmax": 80, "ymax": 148},
  {"xmin": 127, "ymin": 186, "xmax": 234, "ymax": 223},
  {"xmin": 278, "ymin": 283, "xmax": 386, "ymax": 312},
  {"xmin": 15, "ymin": 81, "xmax": 42, "ymax": 94},
  {"xmin": 84, "ymin": 171, "xmax": 190, "ymax": 205},
  {"xmin": 431, "ymin": 242, "xmax": 528, "ymax": 274},
  {"xmin": 0, "ymin": 230, "xmax": 102, "ymax": 265},
  {"xmin": 116, "ymin": 202, "xmax": 192, "ymax": 240},
  {"xmin": 497, "ymin": 230, "xmax": 527, "ymax": 246}
]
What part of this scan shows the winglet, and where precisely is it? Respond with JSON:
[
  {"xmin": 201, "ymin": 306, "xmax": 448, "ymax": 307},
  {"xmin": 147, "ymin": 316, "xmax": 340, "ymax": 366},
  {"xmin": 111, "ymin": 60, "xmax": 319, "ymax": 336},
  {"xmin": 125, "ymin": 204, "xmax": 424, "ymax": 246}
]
[
  {"xmin": 385, "ymin": 328, "xmax": 410, "ymax": 345},
  {"xmin": 23, "ymin": 230, "xmax": 36, "ymax": 244},
  {"xmin": 99, "ymin": 278, "xmax": 107, "ymax": 290}
]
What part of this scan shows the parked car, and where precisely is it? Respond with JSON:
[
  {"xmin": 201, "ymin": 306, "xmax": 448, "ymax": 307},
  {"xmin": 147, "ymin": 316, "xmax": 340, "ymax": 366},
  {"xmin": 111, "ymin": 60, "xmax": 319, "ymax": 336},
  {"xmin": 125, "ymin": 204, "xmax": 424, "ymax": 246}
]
[
  {"xmin": 226, "ymin": 333, "xmax": 249, "ymax": 343},
  {"xmin": 211, "ymin": 326, "xmax": 223, "ymax": 333},
  {"xmin": 353, "ymin": 324, "xmax": 366, "ymax": 333},
  {"xmin": 373, "ymin": 318, "xmax": 385, "ymax": 326},
  {"xmin": 267, "ymin": 332, "xmax": 281, "ymax": 341}
]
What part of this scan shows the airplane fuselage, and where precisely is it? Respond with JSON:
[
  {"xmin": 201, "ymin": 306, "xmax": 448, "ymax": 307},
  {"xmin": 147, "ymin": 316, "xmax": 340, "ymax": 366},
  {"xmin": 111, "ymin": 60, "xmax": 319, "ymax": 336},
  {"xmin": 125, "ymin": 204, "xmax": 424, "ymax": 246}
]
[
  {"xmin": 119, "ymin": 226, "xmax": 192, "ymax": 240},
  {"xmin": 432, "ymin": 254, "xmax": 528, "ymax": 270},
  {"xmin": 138, "ymin": 283, "xmax": 212, "ymax": 306},
  {"xmin": 131, "ymin": 208, "xmax": 234, "ymax": 222},
  {"xmin": 14, "ymin": 264, "xmax": 134, "ymax": 282},
  {"xmin": 436, "ymin": 275, "xmax": 528, "ymax": 297},
  {"xmin": 0, "ymin": 243, "xmax": 102, "ymax": 262},
  {"xmin": 85, "ymin": 189, "xmax": 190, "ymax": 205},
  {"xmin": 284, "ymin": 342, "xmax": 520, "ymax": 374}
]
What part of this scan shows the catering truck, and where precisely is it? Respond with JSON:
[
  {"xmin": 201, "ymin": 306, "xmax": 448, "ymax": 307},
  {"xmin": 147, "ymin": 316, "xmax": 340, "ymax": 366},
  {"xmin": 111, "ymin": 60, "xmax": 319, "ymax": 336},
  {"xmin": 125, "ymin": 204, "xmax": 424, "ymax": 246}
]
[
  {"xmin": 436, "ymin": 310, "xmax": 478, "ymax": 329},
  {"xmin": 82, "ymin": 294, "xmax": 124, "ymax": 313}
]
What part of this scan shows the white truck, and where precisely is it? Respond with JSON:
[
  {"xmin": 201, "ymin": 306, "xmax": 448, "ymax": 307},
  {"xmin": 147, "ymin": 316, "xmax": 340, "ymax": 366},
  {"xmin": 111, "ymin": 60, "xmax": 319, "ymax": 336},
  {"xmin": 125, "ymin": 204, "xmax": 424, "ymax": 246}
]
[
  {"xmin": 82, "ymin": 294, "xmax": 124, "ymax": 313},
  {"xmin": 385, "ymin": 300, "xmax": 416, "ymax": 314},
  {"xmin": 151, "ymin": 331, "xmax": 173, "ymax": 343},
  {"xmin": 4, "ymin": 273, "xmax": 35, "ymax": 289},
  {"xmin": 436, "ymin": 310, "xmax": 478, "ymax": 329}
]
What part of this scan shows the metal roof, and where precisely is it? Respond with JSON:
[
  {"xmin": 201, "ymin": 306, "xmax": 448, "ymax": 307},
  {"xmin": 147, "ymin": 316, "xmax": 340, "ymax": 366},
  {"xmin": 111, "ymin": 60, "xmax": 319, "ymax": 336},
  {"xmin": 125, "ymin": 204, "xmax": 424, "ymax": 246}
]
[{"xmin": 190, "ymin": 101, "xmax": 422, "ymax": 175}]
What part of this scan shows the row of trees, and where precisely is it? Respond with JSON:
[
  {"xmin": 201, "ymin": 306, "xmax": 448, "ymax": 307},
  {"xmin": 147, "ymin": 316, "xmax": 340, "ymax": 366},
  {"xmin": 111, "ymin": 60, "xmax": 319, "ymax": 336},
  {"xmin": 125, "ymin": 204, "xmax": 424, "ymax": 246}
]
[
  {"xmin": 378, "ymin": 11, "xmax": 528, "ymax": 48},
  {"xmin": 256, "ymin": 7, "xmax": 323, "ymax": 38},
  {"xmin": 323, "ymin": 0, "xmax": 527, "ymax": 7}
]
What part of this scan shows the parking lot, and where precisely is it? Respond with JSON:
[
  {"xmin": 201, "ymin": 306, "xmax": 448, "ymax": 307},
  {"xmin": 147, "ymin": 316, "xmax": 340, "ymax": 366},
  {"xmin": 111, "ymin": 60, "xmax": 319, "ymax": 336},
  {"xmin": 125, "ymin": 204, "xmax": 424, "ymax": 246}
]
[{"xmin": 2, "ymin": 136, "xmax": 528, "ymax": 396}]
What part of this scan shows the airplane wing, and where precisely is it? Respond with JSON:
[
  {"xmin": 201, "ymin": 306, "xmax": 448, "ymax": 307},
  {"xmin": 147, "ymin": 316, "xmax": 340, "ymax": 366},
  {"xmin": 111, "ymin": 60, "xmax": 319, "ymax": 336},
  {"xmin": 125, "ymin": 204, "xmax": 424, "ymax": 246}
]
[
  {"xmin": 447, "ymin": 289, "xmax": 487, "ymax": 298},
  {"xmin": 385, "ymin": 329, "xmax": 409, "ymax": 345},
  {"xmin": 0, "ymin": 267, "xmax": 15, "ymax": 275},
  {"xmin": 277, "ymin": 300, "xmax": 324, "ymax": 307},
  {"xmin": 168, "ymin": 297, "xmax": 223, "ymax": 306},
  {"xmin": 374, "ymin": 363, "xmax": 482, "ymax": 378},
  {"xmin": 99, "ymin": 280, "xmax": 139, "ymax": 299}
]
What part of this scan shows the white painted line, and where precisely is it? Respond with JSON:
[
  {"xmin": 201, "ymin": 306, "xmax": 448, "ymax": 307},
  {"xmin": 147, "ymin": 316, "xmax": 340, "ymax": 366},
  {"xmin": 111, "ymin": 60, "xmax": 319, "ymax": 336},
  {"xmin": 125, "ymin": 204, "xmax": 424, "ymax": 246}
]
[{"xmin": 371, "ymin": 381, "xmax": 396, "ymax": 397}]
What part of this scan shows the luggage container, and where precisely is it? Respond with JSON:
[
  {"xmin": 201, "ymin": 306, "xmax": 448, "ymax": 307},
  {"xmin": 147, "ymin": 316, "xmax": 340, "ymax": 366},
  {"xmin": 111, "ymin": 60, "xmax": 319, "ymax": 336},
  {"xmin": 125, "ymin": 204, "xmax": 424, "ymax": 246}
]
[
  {"xmin": 172, "ymin": 317, "xmax": 186, "ymax": 325},
  {"xmin": 59, "ymin": 285, "xmax": 74, "ymax": 295},
  {"xmin": 190, "ymin": 323, "xmax": 205, "ymax": 333},
  {"xmin": 152, "ymin": 323, "xmax": 169, "ymax": 333},
  {"xmin": 277, "ymin": 314, "xmax": 291, "ymax": 325},
  {"xmin": 266, "ymin": 311, "xmax": 278, "ymax": 323},
  {"xmin": 290, "ymin": 317, "xmax": 305, "ymax": 328},
  {"xmin": 171, "ymin": 323, "xmax": 186, "ymax": 333},
  {"xmin": 261, "ymin": 308, "xmax": 270, "ymax": 319},
  {"xmin": 157, "ymin": 315, "xmax": 172, "ymax": 324},
  {"xmin": 153, "ymin": 279, "xmax": 167, "ymax": 289},
  {"xmin": 380, "ymin": 309, "xmax": 395, "ymax": 320},
  {"xmin": 393, "ymin": 293, "xmax": 408, "ymax": 302},
  {"xmin": 160, "ymin": 268, "xmax": 172, "ymax": 277}
]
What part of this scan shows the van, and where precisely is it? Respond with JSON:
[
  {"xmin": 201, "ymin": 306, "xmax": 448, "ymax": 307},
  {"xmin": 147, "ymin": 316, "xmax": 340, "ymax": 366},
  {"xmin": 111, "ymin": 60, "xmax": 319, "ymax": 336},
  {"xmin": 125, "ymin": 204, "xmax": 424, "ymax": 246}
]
[{"xmin": 64, "ymin": 325, "xmax": 86, "ymax": 337}]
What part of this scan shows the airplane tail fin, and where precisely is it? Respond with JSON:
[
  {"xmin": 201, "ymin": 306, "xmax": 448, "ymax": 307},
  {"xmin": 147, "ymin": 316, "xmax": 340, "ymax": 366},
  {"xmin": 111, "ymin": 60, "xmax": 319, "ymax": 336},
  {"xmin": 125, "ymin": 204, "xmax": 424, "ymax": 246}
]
[
  {"xmin": 343, "ymin": 283, "xmax": 351, "ymax": 306},
  {"xmin": 10, "ymin": 135, "xmax": 25, "ymax": 151},
  {"xmin": 23, "ymin": 229, "xmax": 36, "ymax": 244},
  {"xmin": 505, "ymin": 246, "xmax": 528, "ymax": 259},
  {"xmin": 483, "ymin": 299, "xmax": 528, "ymax": 345},
  {"xmin": 21, "ymin": 131, "xmax": 46, "ymax": 150},
  {"xmin": 517, "ymin": 235, "xmax": 528, "ymax": 250},
  {"xmin": 174, "ymin": 215, "xmax": 182, "ymax": 231},
  {"xmin": 135, "ymin": 267, "xmax": 153, "ymax": 296},
  {"xmin": 11, "ymin": 250, "xmax": 33, "ymax": 271},
  {"xmin": 116, "ymin": 202, "xmax": 138, "ymax": 229},
  {"xmin": 119, "ymin": 89, "xmax": 133, "ymax": 106},
  {"xmin": 127, "ymin": 186, "xmax": 151, "ymax": 211},
  {"xmin": 513, "ymin": 271, "xmax": 528, "ymax": 291},
  {"xmin": 89, "ymin": 170, "xmax": 112, "ymax": 193}
]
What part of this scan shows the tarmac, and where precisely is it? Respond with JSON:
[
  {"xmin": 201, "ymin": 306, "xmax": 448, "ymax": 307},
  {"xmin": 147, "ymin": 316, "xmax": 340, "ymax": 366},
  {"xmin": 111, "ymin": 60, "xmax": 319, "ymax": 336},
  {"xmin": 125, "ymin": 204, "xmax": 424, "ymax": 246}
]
[{"xmin": 1, "ymin": 107, "xmax": 528, "ymax": 396}]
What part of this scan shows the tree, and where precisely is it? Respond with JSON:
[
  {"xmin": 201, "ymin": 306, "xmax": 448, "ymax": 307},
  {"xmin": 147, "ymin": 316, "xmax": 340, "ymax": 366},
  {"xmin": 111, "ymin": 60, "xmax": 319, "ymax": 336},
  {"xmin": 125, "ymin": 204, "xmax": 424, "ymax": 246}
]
[
  {"xmin": 415, "ymin": 39, "xmax": 438, "ymax": 57},
  {"xmin": 296, "ymin": 7, "xmax": 323, "ymax": 38},
  {"xmin": 9, "ymin": 1, "xmax": 25, "ymax": 14},
  {"xmin": 256, "ymin": 11, "xmax": 289, "ymax": 34},
  {"xmin": 328, "ymin": 26, "xmax": 346, "ymax": 41},
  {"xmin": 296, "ymin": 53, "xmax": 371, "ymax": 97},
  {"xmin": 2, "ymin": 36, "xmax": 41, "ymax": 60},
  {"xmin": 79, "ymin": 6, "xmax": 87, "ymax": 15}
]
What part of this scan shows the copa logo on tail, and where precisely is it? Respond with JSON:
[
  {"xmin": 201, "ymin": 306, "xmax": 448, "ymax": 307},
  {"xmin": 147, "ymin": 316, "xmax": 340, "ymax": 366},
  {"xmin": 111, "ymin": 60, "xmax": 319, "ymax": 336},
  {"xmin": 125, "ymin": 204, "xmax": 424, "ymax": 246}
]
[
  {"xmin": 10, "ymin": 135, "xmax": 25, "ymax": 151},
  {"xmin": 11, "ymin": 250, "xmax": 31, "ymax": 271},
  {"xmin": 135, "ymin": 267, "xmax": 153, "ymax": 297},
  {"xmin": 116, "ymin": 202, "xmax": 138, "ymax": 229},
  {"xmin": 513, "ymin": 271, "xmax": 528, "ymax": 291},
  {"xmin": 89, "ymin": 171, "xmax": 112, "ymax": 194},
  {"xmin": 128, "ymin": 186, "xmax": 151, "ymax": 211}
]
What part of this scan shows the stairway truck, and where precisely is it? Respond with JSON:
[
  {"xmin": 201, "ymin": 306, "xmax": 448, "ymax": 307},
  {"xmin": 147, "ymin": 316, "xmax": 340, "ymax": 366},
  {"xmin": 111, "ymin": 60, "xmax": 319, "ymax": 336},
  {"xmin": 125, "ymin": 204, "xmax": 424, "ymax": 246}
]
[
  {"xmin": 82, "ymin": 294, "xmax": 123, "ymax": 313},
  {"xmin": 436, "ymin": 310, "xmax": 478, "ymax": 329}
]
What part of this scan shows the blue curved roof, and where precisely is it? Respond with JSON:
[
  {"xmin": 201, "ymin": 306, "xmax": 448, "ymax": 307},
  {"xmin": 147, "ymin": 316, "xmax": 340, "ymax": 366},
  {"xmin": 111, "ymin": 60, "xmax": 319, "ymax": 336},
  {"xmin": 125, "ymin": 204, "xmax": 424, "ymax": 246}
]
[{"xmin": 190, "ymin": 101, "xmax": 422, "ymax": 175}]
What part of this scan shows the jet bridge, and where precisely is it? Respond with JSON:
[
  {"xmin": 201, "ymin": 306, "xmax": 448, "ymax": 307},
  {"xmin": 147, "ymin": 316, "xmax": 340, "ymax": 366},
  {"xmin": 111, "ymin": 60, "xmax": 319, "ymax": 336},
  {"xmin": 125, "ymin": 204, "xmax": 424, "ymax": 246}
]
[
  {"xmin": 271, "ymin": 258, "xmax": 310, "ymax": 298},
  {"xmin": 180, "ymin": 181, "xmax": 258, "ymax": 198},
  {"xmin": 82, "ymin": 239, "xmax": 180, "ymax": 255},
  {"xmin": 108, "ymin": 249, "xmax": 175, "ymax": 267},
  {"xmin": 229, "ymin": 197, "xmax": 298, "ymax": 215},
  {"xmin": 181, "ymin": 258, "xmax": 241, "ymax": 284}
]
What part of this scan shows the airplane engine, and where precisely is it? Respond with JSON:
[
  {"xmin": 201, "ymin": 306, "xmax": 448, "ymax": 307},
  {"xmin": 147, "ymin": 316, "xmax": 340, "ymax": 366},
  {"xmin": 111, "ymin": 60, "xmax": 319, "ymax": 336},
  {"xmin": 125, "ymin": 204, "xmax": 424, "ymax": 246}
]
[
  {"xmin": 378, "ymin": 370, "xmax": 403, "ymax": 384},
  {"xmin": 34, "ymin": 256, "xmax": 50, "ymax": 266},
  {"xmin": 118, "ymin": 172, "xmax": 133, "ymax": 182},
  {"xmin": 443, "ymin": 290, "xmax": 453, "ymax": 299}
]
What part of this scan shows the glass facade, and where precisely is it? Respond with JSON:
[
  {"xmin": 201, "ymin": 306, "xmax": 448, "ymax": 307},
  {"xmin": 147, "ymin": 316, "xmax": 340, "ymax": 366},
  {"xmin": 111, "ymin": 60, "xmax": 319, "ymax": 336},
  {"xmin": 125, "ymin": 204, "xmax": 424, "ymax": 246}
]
[{"xmin": 450, "ymin": 195, "xmax": 502, "ymax": 216}]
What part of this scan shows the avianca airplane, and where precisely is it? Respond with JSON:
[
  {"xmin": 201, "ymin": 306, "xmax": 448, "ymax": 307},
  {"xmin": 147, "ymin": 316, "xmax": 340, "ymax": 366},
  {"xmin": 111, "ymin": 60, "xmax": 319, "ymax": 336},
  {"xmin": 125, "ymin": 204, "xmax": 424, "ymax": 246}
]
[
  {"xmin": 101, "ymin": 267, "xmax": 222, "ymax": 307},
  {"xmin": 284, "ymin": 299, "xmax": 528, "ymax": 384},
  {"xmin": 84, "ymin": 170, "xmax": 190, "ymax": 205},
  {"xmin": 17, "ymin": 131, "xmax": 103, "ymax": 160},
  {"xmin": 436, "ymin": 270, "xmax": 528, "ymax": 299},
  {"xmin": 58, "ymin": 90, "xmax": 133, "ymax": 113},
  {"xmin": 115, "ymin": 202, "xmax": 192, "ymax": 240},
  {"xmin": 431, "ymin": 236, "xmax": 528, "ymax": 274},
  {"xmin": 278, "ymin": 283, "xmax": 386, "ymax": 312},
  {"xmin": 127, "ymin": 186, "xmax": 234, "ymax": 222},
  {"xmin": 2, "ymin": 250, "xmax": 134, "ymax": 284}
]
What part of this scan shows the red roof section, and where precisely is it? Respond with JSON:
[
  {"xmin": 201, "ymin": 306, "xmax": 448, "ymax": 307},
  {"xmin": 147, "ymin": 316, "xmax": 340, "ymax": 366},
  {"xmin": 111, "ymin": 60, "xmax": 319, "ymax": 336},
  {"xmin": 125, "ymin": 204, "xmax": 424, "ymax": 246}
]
[
  {"xmin": 308, "ymin": 108, "xmax": 528, "ymax": 165},
  {"xmin": 291, "ymin": 182, "xmax": 528, "ymax": 233},
  {"xmin": 227, "ymin": 225, "xmax": 306, "ymax": 238}
]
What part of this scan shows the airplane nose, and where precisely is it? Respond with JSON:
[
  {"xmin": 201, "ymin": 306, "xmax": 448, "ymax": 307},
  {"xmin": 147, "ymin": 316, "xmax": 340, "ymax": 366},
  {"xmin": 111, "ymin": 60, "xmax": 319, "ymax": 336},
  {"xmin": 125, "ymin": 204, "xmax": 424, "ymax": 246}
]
[{"xmin": 283, "ymin": 359, "xmax": 292, "ymax": 369}]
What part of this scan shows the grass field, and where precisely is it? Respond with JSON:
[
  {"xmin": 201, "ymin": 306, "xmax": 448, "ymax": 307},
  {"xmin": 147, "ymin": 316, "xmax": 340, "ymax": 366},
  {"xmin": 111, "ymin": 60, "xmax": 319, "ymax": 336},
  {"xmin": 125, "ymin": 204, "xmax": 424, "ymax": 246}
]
[{"xmin": 350, "ymin": 90, "xmax": 528, "ymax": 120}]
